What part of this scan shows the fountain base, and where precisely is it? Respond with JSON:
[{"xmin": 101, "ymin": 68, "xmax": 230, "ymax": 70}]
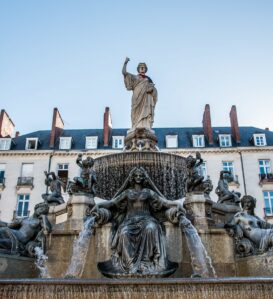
[{"xmin": 97, "ymin": 260, "xmax": 178, "ymax": 278}]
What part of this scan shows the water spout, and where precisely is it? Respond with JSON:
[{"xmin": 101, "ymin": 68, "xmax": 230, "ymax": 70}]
[
  {"xmin": 179, "ymin": 217, "xmax": 217, "ymax": 278},
  {"xmin": 65, "ymin": 216, "xmax": 95, "ymax": 278},
  {"xmin": 34, "ymin": 246, "xmax": 51, "ymax": 278}
]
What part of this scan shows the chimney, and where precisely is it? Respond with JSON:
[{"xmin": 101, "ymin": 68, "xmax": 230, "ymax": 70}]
[
  {"xmin": 103, "ymin": 107, "xmax": 112, "ymax": 146},
  {"xmin": 202, "ymin": 104, "xmax": 213, "ymax": 145},
  {"xmin": 230, "ymin": 105, "xmax": 240, "ymax": 144},
  {"xmin": 0, "ymin": 109, "xmax": 15, "ymax": 137},
  {"xmin": 49, "ymin": 108, "xmax": 64, "ymax": 148}
]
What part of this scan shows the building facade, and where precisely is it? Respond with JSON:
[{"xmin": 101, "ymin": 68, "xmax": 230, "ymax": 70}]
[{"xmin": 1, "ymin": 106, "xmax": 273, "ymax": 222}]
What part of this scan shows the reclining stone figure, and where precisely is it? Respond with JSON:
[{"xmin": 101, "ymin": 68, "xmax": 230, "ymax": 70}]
[{"xmin": 0, "ymin": 202, "xmax": 52, "ymax": 257}]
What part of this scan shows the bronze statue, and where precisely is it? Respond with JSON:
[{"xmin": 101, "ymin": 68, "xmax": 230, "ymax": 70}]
[
  {"xmin": 184, "ymin": 152, "xmax": 213, "ymax": 194},
  {"xmin": 0, "ymin": 202, "xmax": 52, "ymax": 257},
  {"xmin": 225, "ymin": 195, "xmax": 273, "ymax": 257},
  {"xmin": 42, "ymin": 171, "xmax": 65, "ymax": 205},
  {"xmin": 67, "ymin": 154, "xmax": 97, "ymax": 196},
  {"xmin": 90, "ymin": 167, "xmax": 184, "ymax": 277},
  {"xmin": 216, "ymin": 171, "xmax": 241, "ymax": 205},
  {"xmin": 122, "ymin": 57, "xmax": 158, "ymax": 130}
]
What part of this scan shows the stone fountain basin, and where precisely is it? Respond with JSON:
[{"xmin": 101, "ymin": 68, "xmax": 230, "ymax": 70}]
[{"xmin": 93, "ymin": 152, "xmax": 187, "ymax": 200}]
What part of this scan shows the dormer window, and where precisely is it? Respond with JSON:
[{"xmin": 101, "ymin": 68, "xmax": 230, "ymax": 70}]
[
  {"xmin": 59, "ymin": 137, "xmax": 72, "ymax": 150},
  {"xmin": 192, "ymin": 135, "xmax": 205, "ymax": 148},
  {"xmin": 254, "ymin": 134, "xmax": 267, "ymax": 146},
  {"xmin": 166, "ymin": 135, "xmax": 178, "ymax": 148},
  {"xmin": 219, "ymin": 134, "xmax": 232, "ymax": 147},
  {"xmin": 0, "ymin": 138, "xmax": 11, "ymax": 150},
  {"xmin": 112, "ymin": 136, "xmax": 124, "ymax": 149},
  {"xmin": 85, "ymin": 136, "xmax": 98, "ymax": 149},
  {"xmin": 25, "ymin": 138, "xmax": 38, "ymax": 150}
]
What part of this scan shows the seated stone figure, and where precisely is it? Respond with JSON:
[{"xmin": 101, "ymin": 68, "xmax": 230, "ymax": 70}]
[
  {"xmin": 42, "ymin": 171, "xmax": 65, "ymax": 205},
  {"xmin": 184, "ymin": 152, "xmax": 213, "ymax": 194},
  {"xmin": 67, "ymin": 154, "xmax": 97, "ymax": 196},
  {"xmin": 225, "ymin": 195, "xmax": 273, "ymax": 256},
  {"xmin": 0, "ymin": 202, "xmax": 52, "ymax": 257},
  {"xmin": 90, "ymin": 167, "xmax": 184, "ymax": 277},
  {"xmin": 216, "ymin": 171, "xmax": 241, "ymax": 205}
]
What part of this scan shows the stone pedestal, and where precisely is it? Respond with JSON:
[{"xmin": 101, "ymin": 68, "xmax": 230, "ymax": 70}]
[
  {"xmin": 124, "ymin": 128, "xmax": 158, "ymax": 151},
  {"xmin": 184, "ymin": 192, "xmax": 214, "ymax": 229}
]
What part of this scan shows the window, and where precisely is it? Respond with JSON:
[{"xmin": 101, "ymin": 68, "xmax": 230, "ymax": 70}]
[
  {"xmin": 219, "ymin": 134, "xmax": 232, "ymax": 147},
  {"xmin": 192, "ymin": 135, "xmax": 205, "ymax": 147},
  {"xmin": 0, "ymin": 138, "xmax": 11, "ymax": 150},
  {"xmin": 18, "ymin": 163, "xmax": 34, "ymax": 187},
  {"xmin": 85, "ymin": 136, "xmax": 98, "ymax": 149},
  {"xmin": 198, "ymin": 162, "xmax": 207, "ymax": 179},
  {"xmin": 57, "ymin": 163, "xmax": 69, "ymax": 185},
  {"xmin": 16, "ymin": 194, "xmax": 30, "ymax": 218},
  {"xmin": 222, "ymin": 161, "xmax": 235, "ymax": 176},
  {"xmin": 263, "ymin": 191, "xmax": 273, "ymax": 215},
  {"xmin": 254, "ymin": 134, "xmax": 267, "ymax": 146},
  {"xmin": 25, "ymin": 138, "xmax": 38, "ymax": 150},
  {"xmin": 112, "ymin": 136, "xmax": 124, "ymax": 149},
  {"xmin": 259, "ymin": 160, "xmax": 271, "ymax": 175},
  {"xmin": 166, "ymin": 135, "xmax": 178, "ymax": 148},
  {"xmin": 21, "ymin": 163, "xmax": 34, "ymax": 177},
  {"xmin": 59, "ymin": 137, "xmax": 72, "ymax": 150},
  {"xmin": 0, "ymin": 164, "xmax": 5, "ymax": 185}
]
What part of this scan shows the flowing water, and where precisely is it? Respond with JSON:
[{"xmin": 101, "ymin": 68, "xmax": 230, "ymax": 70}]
[
  {"xmin": 65, "ymin": 216, "xmax": 95, "ymax": 278},
  {"xmin": 179, "ymin": 217, "xmax": 217, "ymax": 278},
  {"xmin": 34, "ymin": 246, "xmax": 51, "ymax": 278}
]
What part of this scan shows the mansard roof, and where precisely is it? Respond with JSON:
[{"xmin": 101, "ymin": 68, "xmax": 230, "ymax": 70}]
[{"xmin": 8, "ymin": 126, "xmax": 273, "ymax": 151}]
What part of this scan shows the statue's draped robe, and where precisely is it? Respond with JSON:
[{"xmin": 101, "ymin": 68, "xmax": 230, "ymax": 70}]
[
  {"xmin": 111, "ymin": 189, "xmax": 167, "ymax": 274},
  {"xmin": 124, "ymin": 72, "xmax": 157, "ymax": 130}
]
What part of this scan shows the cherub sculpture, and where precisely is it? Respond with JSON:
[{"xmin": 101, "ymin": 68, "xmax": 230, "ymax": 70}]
[
  {"xmin": 42, "ymin": 171, "xmax": 65, "ymax": 205},
  {"xmin": 67, "ymin": 154, "xmax": 97, "ymax": 196}
]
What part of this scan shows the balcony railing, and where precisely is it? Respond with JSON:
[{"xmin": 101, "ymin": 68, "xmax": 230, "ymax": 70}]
[
  {"xmin": 259, "ymin": 173, "xmax": 273, "ymax": 185},
  {"xmin": 0, "ymin": 177, "xmax": 5, "ymax": 189},
  {"xmin": 16, "ymin": 177, "xmax": 34, "ymax": 189}
]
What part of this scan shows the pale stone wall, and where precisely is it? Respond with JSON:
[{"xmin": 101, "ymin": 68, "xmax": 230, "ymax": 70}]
[{"xmin": 1, "ymin": 147, "xmax": 273, "ymax": 222}]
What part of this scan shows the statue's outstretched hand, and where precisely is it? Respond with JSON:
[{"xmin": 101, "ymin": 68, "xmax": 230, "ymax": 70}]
[{"xmin": 124, "ymin": 57, "xmax": 130, "ymax": 64}]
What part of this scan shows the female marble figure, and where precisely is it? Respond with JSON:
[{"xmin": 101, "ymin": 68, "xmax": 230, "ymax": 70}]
[
  {"xmin": 226, "ymin": 195, "xmax": 273, "ymax": 254},
  {"xmin": 122, "ymin": 57, "xmax": 158, "ymax": 130},
  {"xmin": 91, "ymin": 167, "xmax": 183, "ymax": 275}
]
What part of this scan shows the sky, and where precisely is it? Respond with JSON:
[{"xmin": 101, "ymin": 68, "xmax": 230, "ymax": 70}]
[{"xmin": 0, "ymin": 0, "xmax": 273, "ymax": 135}]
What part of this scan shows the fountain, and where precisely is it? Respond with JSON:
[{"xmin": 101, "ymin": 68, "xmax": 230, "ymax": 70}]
[{"xmin": 0, "ymin": 58, "xmax": 273, "ymax": 298}]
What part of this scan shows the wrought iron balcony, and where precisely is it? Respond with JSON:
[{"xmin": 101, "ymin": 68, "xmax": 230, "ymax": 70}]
[
  {"xmin": 259, "ymin": 173, "xmax": 273, "ymax": 186},
  {"xmin": 16, "ymin": 177, "xmax": 34, "ymax": 189},
  {"xmin": 0, "ymin": 177, "xmax": 5, "ymax": 189}
]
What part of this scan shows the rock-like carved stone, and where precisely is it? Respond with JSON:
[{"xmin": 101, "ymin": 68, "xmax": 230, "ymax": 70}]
[
  {"xmin": 0, "ymin": 203, "xmax": 51, "ymax": 257},
  {"xmin": 90, "ymin": 167, "xmax": 184, "ymax": 278},
  {"xmin": 67, "ymin": 154, "xmax": 97, "ymax": 196},
  {"xmin": 225, "ymin": 195, "xmax": 273, "ymax": 257},
  {"xmin": 216, "ymin": 171, "xmax": 241, "ymax": 205},
  {"xmin": 42, "ymin": 171, "xmax": 65, "ymax": 205},
  {"xmin": 184, "ymin": 152, "xmax": 213, "ymax": 194}
]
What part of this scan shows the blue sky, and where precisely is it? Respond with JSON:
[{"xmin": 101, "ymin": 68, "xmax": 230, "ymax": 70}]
[{"xmin": 0, "ymin": 1, "xmax": 273, "ymax": 134}]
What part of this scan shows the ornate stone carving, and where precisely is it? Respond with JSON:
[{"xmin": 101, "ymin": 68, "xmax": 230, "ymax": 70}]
[
  {"xmin": 0, "ymin": 203, "xmax": 51, "ymax": 257},
  {"xmin": 124, "ymin": 128, "xmax": 158, "ymax": 152},
  {"xmin": 90, "ymin": 167, "xmax": 184, "ymax": 278},
  {"xmin": 225, "ymin": 195, "xmax": 273, "ymax": 257},
  {"xmin": 67, "ymin": 154, "xmax": 97, "ymax": 196},
  {"xmin": 216, "ymin": 171, "xmax": 241, "ymax": 205},
  {"xmin": 42, "ymin": 171, "xmax": 64, "ymax": 205},
  {"xmin": 184, "ymin": 152, "xmax": 213, "ymax": 194}
]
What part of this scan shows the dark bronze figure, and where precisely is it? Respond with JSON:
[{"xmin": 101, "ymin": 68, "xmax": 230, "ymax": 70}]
[
  {"xmin": 42, "ymin": 171, "xmax": 65, "ymax": 205},
  {"xmin": 216, "ymin": 171, "xmax": 241, "ymax": 205},
  {"xmin": 225, "ymin": 195, "xmax": 273, "ymax": 257},
  {"xmin": 0, "ymin": 202, "xmax": 52, "ymax": 257},
  {"xmin": 67, "ymin": 154, "xmax": 97, "ymax": 196},
  {"xmin": 184, "ymin": 152, "xmax": 213, "ymax": 194},
  {"xmin": 90, "ymin": 167, "xmax": 185, "ymax": 277}
]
